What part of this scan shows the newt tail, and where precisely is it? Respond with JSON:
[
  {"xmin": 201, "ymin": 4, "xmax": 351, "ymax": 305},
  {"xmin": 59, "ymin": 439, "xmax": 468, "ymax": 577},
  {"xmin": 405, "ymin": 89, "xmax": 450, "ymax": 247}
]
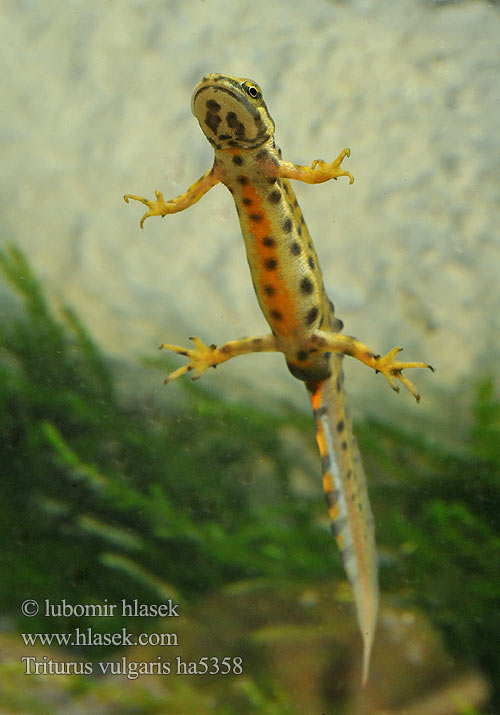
[{"xmin": 308, "ymin": 359, "xmax": 378, "ymax": 687}]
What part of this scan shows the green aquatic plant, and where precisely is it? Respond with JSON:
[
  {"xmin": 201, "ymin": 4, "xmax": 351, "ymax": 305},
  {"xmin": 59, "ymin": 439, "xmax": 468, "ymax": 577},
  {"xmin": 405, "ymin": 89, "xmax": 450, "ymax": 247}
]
[{"xmin": 0, "ymin": 245, "xmax": 332, "ymax": 644}]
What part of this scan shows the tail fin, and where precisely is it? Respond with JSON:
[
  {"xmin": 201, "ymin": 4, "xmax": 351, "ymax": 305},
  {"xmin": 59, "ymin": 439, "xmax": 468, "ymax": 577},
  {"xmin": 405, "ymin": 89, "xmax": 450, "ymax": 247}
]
[{"xmin": 307, "ymin": 357, "xmax": 379, "ymax": 687}]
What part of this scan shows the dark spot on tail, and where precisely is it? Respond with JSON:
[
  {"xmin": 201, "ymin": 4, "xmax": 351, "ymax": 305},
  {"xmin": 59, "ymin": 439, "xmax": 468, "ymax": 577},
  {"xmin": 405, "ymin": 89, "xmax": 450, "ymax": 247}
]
[
  {"xmin": 331, "ymin": 516, "xmax": 348, "ymax": 537},
  {"xmin": 325, "ymin": 488, "xmax": 340, "ymax": 509},
  {"xmin": 268, "ymin": 190, "xmax": 281, "ymax": 204},
  {"xmin": 321, "ymin": 454, "xmax": 331, "ymax": 472}
]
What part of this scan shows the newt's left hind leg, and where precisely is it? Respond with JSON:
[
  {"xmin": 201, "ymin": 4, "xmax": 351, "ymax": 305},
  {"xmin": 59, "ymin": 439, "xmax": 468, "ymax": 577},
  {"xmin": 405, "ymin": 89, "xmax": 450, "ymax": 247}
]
[
  {"xmin": 307, "ymin": 331, "xmax": 434, "ymax": 402},
  {"xmin": 160, "ymin": 334, "xmax": 278, "ymax": 383}
]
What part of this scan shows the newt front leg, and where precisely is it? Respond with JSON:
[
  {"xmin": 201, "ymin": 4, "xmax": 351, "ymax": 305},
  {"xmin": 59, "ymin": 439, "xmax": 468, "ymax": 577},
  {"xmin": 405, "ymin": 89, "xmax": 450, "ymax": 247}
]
[
  {"xmin": 275, "ymin": 147, "xmax": 354, "ymax": 185},
  {"xmin": 124, "ymin": 167, "xmax": 219, "ymax": 228}
]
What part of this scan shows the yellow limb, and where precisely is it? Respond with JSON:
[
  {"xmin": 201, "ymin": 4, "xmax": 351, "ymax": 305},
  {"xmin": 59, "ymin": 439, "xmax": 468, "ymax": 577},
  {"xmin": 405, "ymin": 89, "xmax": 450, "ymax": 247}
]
[
  {"xmin": 277, "ymin": 148, "xmax": 354, "ymax": 185},
  {"xmin": 308, "ymin": 331, "xmax": 434, "ymax": 401},
  {"xmin": 124, "ymin": 168, "xmax": 219, "ymax": 228},
  {"xmin": 160, "ymin": 334, "xmax": 278, "ymax": 383}
]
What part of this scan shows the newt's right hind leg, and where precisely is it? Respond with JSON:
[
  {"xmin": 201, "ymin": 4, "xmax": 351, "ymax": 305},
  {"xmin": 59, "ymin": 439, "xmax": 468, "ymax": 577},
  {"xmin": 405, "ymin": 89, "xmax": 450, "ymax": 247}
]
[{"xmin": 160, "ymin": 334, "xmax": 278, "ymax": 383}]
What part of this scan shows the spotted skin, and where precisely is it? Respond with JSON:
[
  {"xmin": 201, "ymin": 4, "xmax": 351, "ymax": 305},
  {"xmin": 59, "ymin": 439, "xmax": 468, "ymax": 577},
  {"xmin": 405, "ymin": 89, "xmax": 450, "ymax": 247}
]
[{"xmin": 124, "ymin": 73, "xmax": 434, "ymax": 686}]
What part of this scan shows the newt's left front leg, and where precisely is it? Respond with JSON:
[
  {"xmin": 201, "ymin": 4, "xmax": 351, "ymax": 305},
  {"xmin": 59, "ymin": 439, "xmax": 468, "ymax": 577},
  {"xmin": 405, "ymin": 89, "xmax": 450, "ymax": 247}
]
[
  {"xmin": 276, "ymin": 148, "xmax": 354, "ymax": 185},
  {"xmin": 160, "ymin": 334, "xmax": 278, "ymax": 383}
]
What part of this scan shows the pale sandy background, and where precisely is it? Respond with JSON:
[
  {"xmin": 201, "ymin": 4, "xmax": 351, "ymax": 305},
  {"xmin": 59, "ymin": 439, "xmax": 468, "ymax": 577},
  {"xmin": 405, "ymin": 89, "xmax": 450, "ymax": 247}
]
[{"xmin": 2, "ymin": 0, "xmax": 499, "ymax": 426}]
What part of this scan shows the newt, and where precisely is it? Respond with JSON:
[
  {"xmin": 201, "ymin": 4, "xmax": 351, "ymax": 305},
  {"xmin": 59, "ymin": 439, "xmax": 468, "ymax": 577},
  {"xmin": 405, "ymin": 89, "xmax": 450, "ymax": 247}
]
[{"xmin": 124, "ymin": 73, "xmax": 433, "ymax": 686}]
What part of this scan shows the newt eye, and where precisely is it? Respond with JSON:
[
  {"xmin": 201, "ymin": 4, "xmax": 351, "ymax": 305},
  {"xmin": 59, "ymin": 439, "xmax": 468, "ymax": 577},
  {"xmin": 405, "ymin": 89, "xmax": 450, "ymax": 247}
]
[{"xmin": 243, "ymin": 82, "xmax": 261, "ymax": 100}]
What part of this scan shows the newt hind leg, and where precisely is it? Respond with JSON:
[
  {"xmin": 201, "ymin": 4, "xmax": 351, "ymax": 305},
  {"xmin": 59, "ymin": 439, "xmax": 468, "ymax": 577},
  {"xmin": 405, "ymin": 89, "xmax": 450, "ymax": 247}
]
[
  {"xmin": 160, "ymin": 334, "xmax": 278, "ymax": 384},
  {"xmin": 308, "ymin": 331, "xmax": 434, "ymax": 402},
  {"xmin": 373, "ymin": 346, "xmax": 435, "ymax": 401}
]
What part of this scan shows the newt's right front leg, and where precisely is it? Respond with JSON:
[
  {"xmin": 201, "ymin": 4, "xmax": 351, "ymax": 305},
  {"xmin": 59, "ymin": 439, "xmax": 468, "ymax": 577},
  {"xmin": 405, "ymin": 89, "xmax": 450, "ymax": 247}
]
[
  {"xmin": 160, "ymin": 334, "xmax": 278, "ymax": 383},
  {"xmin": 124, "ymin": 167, "xmax": 219, "ymax": 228}
]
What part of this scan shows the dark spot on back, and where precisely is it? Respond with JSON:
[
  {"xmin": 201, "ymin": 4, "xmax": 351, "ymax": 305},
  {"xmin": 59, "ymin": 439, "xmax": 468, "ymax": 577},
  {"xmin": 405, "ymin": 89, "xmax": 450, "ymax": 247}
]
[
  {"xmin": 308, "ymin": 256, "xmax": 315, "ymax": 270},
  {"xmin": 283, "ymin": 218, "xmax": 293, "ymax": 233},
  {"xmin": 262, "ymin": 236, "xmax": 275, "ymax": 247},
  {"xmin": 270, "ymin": 309, "xmax": 283, "ymax": 321},
  {"xmin": 206, "ymin": 100, "xmax": 220, "ymax": 111},
  {"xmin": 305, "ymin": 306, "xmax": 319, "ymax": 326},
  {"xmin": 264, "ymin": 257, "xmax": 278, "ymax": 271},
  {"xmin": 300, "ymin": 277, "xmax": 314, "ymax": 295},
  {"xmin": 290, "ymin": 242, "xmax": 301, "ymax": 256},
  {"xmin": 232, "ymin": 155, "xmax": 244, "ymax": 165},
  {"xmin": 263, "ymin": 284, "xmax": 275, "ymax": 296},
  {"xmin": 237, "ymin": 175, "xmax": 248, "ymax": 185},
  {"xmin": 268, "ymin": 190, "xmax": 281, "ymax": 204},
  {"xmin": 242, "ymin": 197, "xmax": 252, "ymax": 206}
]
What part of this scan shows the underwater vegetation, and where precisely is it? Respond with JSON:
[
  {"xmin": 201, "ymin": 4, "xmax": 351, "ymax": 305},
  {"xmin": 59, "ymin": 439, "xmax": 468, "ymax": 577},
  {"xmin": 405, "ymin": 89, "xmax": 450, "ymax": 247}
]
[{"xmin": 0, "ymin": 244, "xmax": 499, "ymax": 713}]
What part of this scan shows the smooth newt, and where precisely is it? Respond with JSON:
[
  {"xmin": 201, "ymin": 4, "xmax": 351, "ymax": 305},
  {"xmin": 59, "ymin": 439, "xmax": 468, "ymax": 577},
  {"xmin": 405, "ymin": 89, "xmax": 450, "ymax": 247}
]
[{"xmin": 124, "ymin": 73, "xmax": 433, "ymax": 686}]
